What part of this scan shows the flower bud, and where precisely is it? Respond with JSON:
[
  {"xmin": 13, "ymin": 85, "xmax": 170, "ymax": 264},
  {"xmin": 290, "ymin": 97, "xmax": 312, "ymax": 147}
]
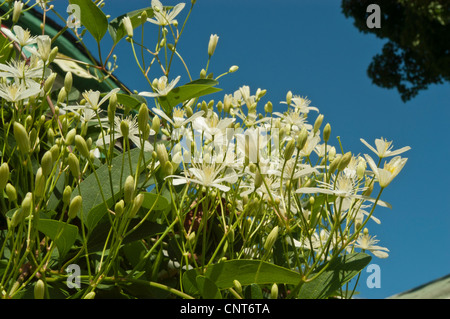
[
  {"xmin": 323, "ymin": 123, "xmax": 331, "ymax": 143},
  {"xmin": 264, "ymin": 226, "xmax": 279, "ymax": 252},
  {"xmin": 49, "ymin": 46, "xmax": 58, "ymax": 63},
  {"xmin": 124, "ymin": 175, "xmax": 135, "ymax": 204},
  {"xmin": 229, "ymin": 65, "xmax": 239, "ymax": 73},
  {"xmin": 12, "ymin": 1, "xmax": 23, "ymax": 24},
  {"xmin": 163, "ymin": 161, "xmax": 173, "ymax": 176},
  {"xmin": 115, "ymin": 200, "xmax": 124, "ymax": 217},
  {"xmin": 0, "ymin": 162, "xmax": 10, "ymax": 192},
  {"xmin": 57, "ymin": 87, "xmax": 67, "ymax": 105},
  {"xmin": 35, "ymin": 167, "xmax": 46, "ymax": 198},
  {"xmin": 10, "ymin": 208, "xmax": 24, "ymax": 228},
  {"xmin": 64, "ymin": 72, "xmax": 73, "ymax": 94},
  {"xmin": 65, "ymin": 128, "xmax": 76, "ymax": 146},
  {"xmin": 270, "ymin": 283, "xmax": 278, "ymax": 299},
  {"xmin": 151, "ymin": 116, "xmax": 160, "ymax": 134},
  {"xmin": 156, "ymin": 144, "xmax": 169, "ymax": 166},
  {"xmin": 254, "ymin": 170, "xmax": 263, "ymax": 189},
  {"xmin": 21, "ymin": 192, "xmax": 33, "ymax": 216},
  {"xmin": 338, "ymin": 152, "xmax": 352, "ymax": 171},
  {"xmin": 138, "ymin": 104, "xmax": 149, "ymax": 133},
  {"xmin": 233, "ymin": 280, "xmax": 242, "ymax": 294},
  {"xmin": 44, "ymin": 72, "xmax": 57, "ymax": 93},
  {"xmin": 128, "ymin": 193, "xmax": 144, "ymax": 219},
  {"xmin": 75, "ymin": 135, "xmax": 90, "ymax": 159},
  {"xmin": 313, "ymin": 114, "xmax": 324, "ymax": 134},
  {"xmin": 140, "ymin": 10, "xmax": 148, "ymax": 23},
  {"xmin": 356, "ymin": 160, "xmax": 366, "ymax": 180},
  {"xmin": 41, "ymin": 151, "xmax": 53, "ymax": 177},
  {"xmin": 108, "ymin": 93, "xmax": 117, "ymax": 124},
  {"xmin": 14, "ymin": 122, "xmax": 30, "ymax": 155},
  {"xmin": 68, "ymin": 195, "xmax": 82, "ymax": 220},
  {"xmin": 122, "ymin": 16, "xmax": 133, "ymax": 38},
  {"xmin": 6, "ymin": 183, "xmax": 17, "ymax": 202},
  {"xmin": 83, "ymin": 292, "xmax": 96, "ymax": 299},
  {"xmin": 284, "ymin": 139, "xmax": 296, "ymax": 160},
  {"xmin": 264, "ymin": 101, "xmax": 273, "ymax": 114},
  {"xmin": 328, "ymin": 156, "xmax": 341, "ymax": 175},
  {"xmin": 34, "ymin": 279, "xmax": 45, "ymax": 299},
  {"xmin": 120, "ymin": 120, "xmax": 129, "ymax": 141},
  {"xmin": 208, "ymin": 34, "xmax": 219, "ymax": 56},
  {"xmin": 50, "ymin": 144, "xmax": 60, "ymax": 161},
  {"xmin": 68, "ymin": 152, "xmax": 80, "ymax": 179},
  {"xmin": 286, "ymin": 91, "xmax": 292, "ymax": 106},
  {"xmin": 296, "ymin": 127, "xmax": 309, "ymax": 150},
  {"xmin": 63, "ymin": 185, "xmax": 72, "ymax": 206}
]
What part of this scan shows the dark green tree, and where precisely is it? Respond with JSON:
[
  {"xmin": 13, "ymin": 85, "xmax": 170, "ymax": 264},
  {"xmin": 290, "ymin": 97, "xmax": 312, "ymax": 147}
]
[{"xmin": 341, "ymin": 0, "xmax": 450, "ymax": 102}]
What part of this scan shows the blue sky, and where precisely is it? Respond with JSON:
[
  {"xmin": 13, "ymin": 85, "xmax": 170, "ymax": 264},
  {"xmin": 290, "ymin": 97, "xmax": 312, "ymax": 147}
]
[{"xmin": 54, "ymin": 0, "xmax": 450, "ymax": 298}]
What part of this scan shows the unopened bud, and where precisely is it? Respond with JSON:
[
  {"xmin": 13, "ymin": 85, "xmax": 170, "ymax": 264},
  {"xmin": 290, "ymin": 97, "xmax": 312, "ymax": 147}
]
[
  {"xmin": 323, "ymin": 123, "xmax": 331, "ymax": 143},
  {"xmin": 124, "ymin": 175, "xmax": 135, "ymax": 204},
  {"xmin": 284, "ymin": 139, "xmax": 296, "ymax": 160},
  {"xmin": 270, "ymin": 283, "xmax": 278, "ymax": 299},
  {"xmin": 108, "ymin": 93, "xmax": 117, "ymax": 124},
  {"xmin": 63, "ymin": 185, "xmax": 72, "ymax": 206},
  {"xmin": 115, "ymin": 200, "xmax": 124, "ymax": 217},
  {"xmin": 64, "ymin": 72, "xmax": 73, "ymax": 93},
  {"xmin": 68, "ymin": 152, "xmax": 80, "ymax": 179},
  {"xmin": 138, "ymin": 104, "xmax": 149, "ymax": 133},
  {"xmin": 68, "ymin": 195, "xmax": 82, "ymax": 220},
  {"xmin": 129, "ymin": 193, "xmax": 144, "ymax": 218},
  {"xmin": 122, "ymin": 16, "xmax": 133, "ymax": 38},
  {"xmin": 356, "ymin": 160, "xmax": 366, "ymax": 179},
  {"xmin": 233, "ymin": 280, "xmax": 242, "ymax": 294},
  {"xmin": 328, "ymin": 155, "xmax": 341, "ymax": 174},
  {"xmin": 296, "ymin": 127, "xmax": 309, "ymax": 150},
  {"xmin": 264, "ymin": 101, "xmax": 273, "ymax": 113},
  {"xmin": 12, "ymin": 1, "xmax": 23, "ymax": 24},
  {"xmin": 254, "ymin": 170, "xmax": 263, "ymax": 189},
  {"xmin": 41, "ymin": 151, "xmax": 53, "ymax": 177},
  {"xmin": 151, "ymin": 116, "xmax": 160, "ymax": 134},
  {"xmin": 163, "ymin": 161, "xmax": 173, "ymax": 176},
  {"xmin": 57, "ymin": 87, "xmax": 67, "ymax": 105},
  {"xmin": 338, "ymin": 152, "xmax": 352, "ymax": 171},
  {"xmin": 65, "ymin": 128, "xmax": 76, "ymax": 146},
  {"xmin": 48, "ymin": 46, "xmax": 58, "ymax": 63},
  {"xmin": 156, "ymin": 144, "xmax": 169, "ymax": 166},
  {"xmin": 35, "ymin": 168, "xmax": 46, "ymax": 198},
  {"xmin": 120, "ymin": 120, "xmax": 129, "ymax": 141},
  {"xmin": 6, "ymin": 183, "xmax": 17, "ymax": 202},
  {"xmin": 286, "ymin": 91, "xmax": 292, "ymax": 106},
  {"xmin": 229, "ymin": 65, "xmax": 239, "ymax": 73},
  {"xmin": 75, "ymin": 135, "xmax": 90, "ymax": 158},
  {"xmin": 10, "ymin": 208, "xmax": 24, "ymax": 228},
  {"xmin": 14, "ymin": 122, "xmax": 30, "ymax": 155},
  {"xmin": 83, "ymin": 292, "xmax": 96, "ymax": 299},
  {"xmin": 313, "ymin": 114, "xmax": 324, "ymax": 134},
  {"xmin": 208, "ymin": 34, "xmax": 219, "ymax": 56},
  {"xmin": 264, "ymin": 226, "xmax": 279, "ymax": 252},
  {"xmin": 44, "ymin": 72, "xmax": 57, "ymax": 93},
  {"xmin": 21, "ymin": 192, "xmax": 33, "ymax": 216},
  {"xmin": 34, "ymin": 279, "xmax": 45, "ymax": 299},
  {"xmin": 0, "ymin": 163, "xmax": 10, "ymax": 191}
]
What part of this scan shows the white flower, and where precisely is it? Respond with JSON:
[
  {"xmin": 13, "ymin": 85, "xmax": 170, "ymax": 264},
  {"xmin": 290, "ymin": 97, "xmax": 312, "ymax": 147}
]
[
  {"xmin": 152, "ymin": 106, "xmax": 203, "ymax": 129},
  {"xmin": 360, "ymin": 137, "xmax": 411, "ymax": 159},
  {"xmin": 0, "ymin": 80, "xmax": 41, "ymax": 102},
  {"xmin": 354, "ymin": 230, "xmax": 389, "ymax": 258},
  {"xmin": 281, "ymin": 95, "xmax": 319, "ymax": 114},
  {"xmin": 192, "ymin": 111, "xmax": 235, "ymax": 139},
  {"xmin": 273, "ymin": 108, "xmax": 312, "ymax": 132},
  {"xmin": 78, "ymin": 88, "xmax": 120, "ymax": 111},
  {"xmin": 139, "ymin": 75, "xmax": 180, "ymax": 98},
  {"xmin": 1, "ymin": 25, "xmax": 37, "ymax": 47},
  {"xmin": 208, "ymin": 34, "xmax": 219, "ymax": 56},
  {"xmin": 167, "ymin": 162, "xmax": 239, "ymax": 192},
  {"xmin": 365, "ymin": 154, "xmax": 408, "ymax": 188},
  {"xmin": 25, "ymin": 35, "xmax": 52, "ymax": 62},
  {"xmin": 96, "ymin": 114, "xmax": 154, "ymax": 152},
  {"xmin": 147, "ymin": 0, "xmax": 185, "ymax": 26},
  {"xmin": 0, "ymin": 57, "xmax": 44, "ymax": 80}
]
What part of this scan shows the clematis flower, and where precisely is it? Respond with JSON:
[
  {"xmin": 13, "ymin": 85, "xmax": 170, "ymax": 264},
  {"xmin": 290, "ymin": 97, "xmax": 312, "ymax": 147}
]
[
  {"xmin": 167, "ymin": 162, "xmax": 239, "ymax": 192},
  {"xmin": 25, "ymin": 35, "xmax": 52, "ymax": 62},
  {"xmin": 147, "ymin": 0, "xmax": 185, "ymax": 26},
  {"xmin": 0, "ymin": 80, "xmax": 41, "ymax": 102},
  {"xmin": 360, "ymin": 137, "xmax": 411, "ymax": 159},
  {"xmin": 1, "ymin": 25, "xmax": 37, "ymax": 47},
  {"xmin": 354, "ymin": 229, "xmax": 389, "ymax": 258},
  {"xmin": 139, "ymin": 75, "xmax": 180, "ymax": 98},
  {"xmin": 365, "ymin": 154, "xmax": 408, "ymax": 188}
]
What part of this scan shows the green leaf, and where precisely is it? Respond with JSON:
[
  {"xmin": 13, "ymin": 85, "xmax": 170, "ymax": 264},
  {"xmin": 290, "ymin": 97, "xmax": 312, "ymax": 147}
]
[
  {"xmin": 69, "ymin": 0, "xmax": 108, "ymax": 42},
  {"xmin": 73, "ymin": 148, "xmax": 152, "ymax": 231},
  {"xmin": 196, "ymin": 275, "xmax": 222, "ymax": 299},
  {"xmin": 37, "ymin": 219, "xmax": 78, "ymax": 259},
  {"xmin": 298, "ymin": 253, "xmax": 372, "ymax": 299},
  {"xmin": 141, "ymin": 192, "xmax": 170, "ymax": 211},
  {"xmin": 182, "ymin": 260, "xmax": 301, "ymax": 295},
  {"xmin": 158, "ymin": 79, "xmax": 222, "ymax": 113},
  {"xmin": 244, "ymin": 283, "xmax": 263, "ymax": 299},
  {"xmin": 108, "ymin": 7, "xmax": 154, "ymax": 45}
]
